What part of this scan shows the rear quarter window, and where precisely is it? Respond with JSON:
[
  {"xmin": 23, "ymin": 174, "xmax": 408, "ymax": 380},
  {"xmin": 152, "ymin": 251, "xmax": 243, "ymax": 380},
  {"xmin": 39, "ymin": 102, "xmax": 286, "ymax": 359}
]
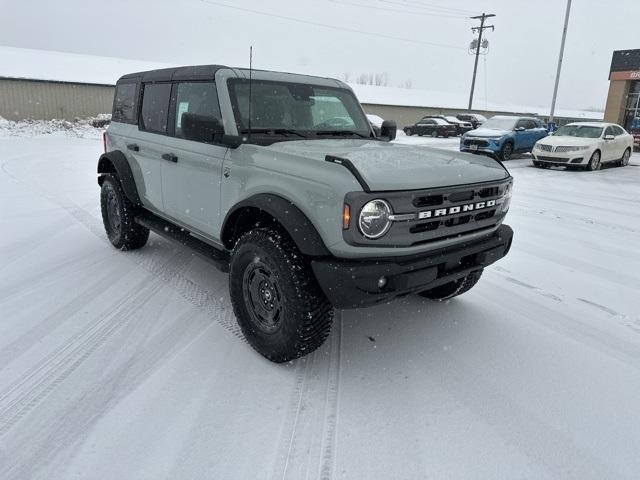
[{"xmin": 112, "ymin": 83, "xmax": 138, "ymax": 124}]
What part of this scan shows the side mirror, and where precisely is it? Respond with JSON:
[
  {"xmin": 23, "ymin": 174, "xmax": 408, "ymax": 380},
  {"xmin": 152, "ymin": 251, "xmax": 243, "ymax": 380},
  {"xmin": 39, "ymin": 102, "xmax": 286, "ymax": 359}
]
[
  {"xmin": 604, "ymin": 134, "xmax": 615, "ymax": 140},
  {"xmin": 380, "ymin": 120, "xmax": 397, "ymax": 141},
  {"xmin": 514, "ymin": 126, "xmax": 525, "ymax": 132},
  {"xmin": 181, "ymin": 113, "xmax": 225, "ymax": 143}
]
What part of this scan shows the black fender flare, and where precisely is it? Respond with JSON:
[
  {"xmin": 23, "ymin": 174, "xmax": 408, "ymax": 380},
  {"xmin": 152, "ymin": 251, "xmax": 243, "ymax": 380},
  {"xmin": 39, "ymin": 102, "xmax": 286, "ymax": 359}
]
[
  {"xmin": 221, "ymin": 193, "xmax": 330, "ymax": 257},
  {"xmin": 97, "ymin": 151, "xmax": 142, "ymax": 205}
]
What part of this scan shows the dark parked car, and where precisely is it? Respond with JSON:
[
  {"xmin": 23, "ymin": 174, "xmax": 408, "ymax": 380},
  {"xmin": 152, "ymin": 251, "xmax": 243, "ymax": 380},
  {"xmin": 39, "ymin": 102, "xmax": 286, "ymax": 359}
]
[
  {"xmin": 424, "ymin": 115, "xmax": 473, "ymax": 136},
  {"xmin": 404, "ymin": 117, "xmax": 457, "ymax": 137},
  {"xmin": 456, "ymin": 113, "xmax": 487, "ymax": 129}
]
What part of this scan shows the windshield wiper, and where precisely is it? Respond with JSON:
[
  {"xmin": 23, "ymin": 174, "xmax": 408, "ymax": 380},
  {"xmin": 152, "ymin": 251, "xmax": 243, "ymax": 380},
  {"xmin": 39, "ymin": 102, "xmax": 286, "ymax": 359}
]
[
  {"xmin": 315, "ymin": 130, "xmax": 370, "ymax": 139},
  {"xmin": 239, "ymin": 128, "xmax": 308, "ymax": 139}
]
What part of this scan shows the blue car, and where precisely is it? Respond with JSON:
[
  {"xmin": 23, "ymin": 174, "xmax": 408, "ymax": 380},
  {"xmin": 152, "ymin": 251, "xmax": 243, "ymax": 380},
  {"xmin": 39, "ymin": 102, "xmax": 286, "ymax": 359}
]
[{"xmin": 460, "ymin": 116, "xmax": 548, "ymax": 161}]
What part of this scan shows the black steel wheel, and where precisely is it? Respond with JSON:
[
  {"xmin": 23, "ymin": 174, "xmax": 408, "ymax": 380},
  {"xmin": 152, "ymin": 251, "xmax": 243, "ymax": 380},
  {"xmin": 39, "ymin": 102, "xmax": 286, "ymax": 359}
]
[
  {"xmin": 100, "ymin": 174, "xmax": 149, "ymax": 250},
  {"xmin": 229, "ymin": 227, "xmax": 334, "ymax": 363}
]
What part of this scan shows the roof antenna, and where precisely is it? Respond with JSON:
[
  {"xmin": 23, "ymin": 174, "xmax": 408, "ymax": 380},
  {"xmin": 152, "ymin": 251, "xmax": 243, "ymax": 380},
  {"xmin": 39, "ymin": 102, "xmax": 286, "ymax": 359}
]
[{"xmin": 247, "ymin": 46, "xmax": 253, "ymax": 142}]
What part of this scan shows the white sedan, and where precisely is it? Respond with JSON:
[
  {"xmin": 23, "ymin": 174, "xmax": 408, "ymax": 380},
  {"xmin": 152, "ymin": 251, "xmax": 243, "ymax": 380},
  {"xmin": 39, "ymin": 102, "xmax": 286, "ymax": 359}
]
[{"xmin": 532, "ymin": 122, "xmax": 634, "ymax": 171}]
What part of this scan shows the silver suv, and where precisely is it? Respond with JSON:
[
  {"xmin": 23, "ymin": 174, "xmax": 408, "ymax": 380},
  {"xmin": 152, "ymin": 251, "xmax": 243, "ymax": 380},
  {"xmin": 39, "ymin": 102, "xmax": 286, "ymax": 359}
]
[{"xmin": 98, "ymin": 65, "xmax": 514, "ymax": 362}]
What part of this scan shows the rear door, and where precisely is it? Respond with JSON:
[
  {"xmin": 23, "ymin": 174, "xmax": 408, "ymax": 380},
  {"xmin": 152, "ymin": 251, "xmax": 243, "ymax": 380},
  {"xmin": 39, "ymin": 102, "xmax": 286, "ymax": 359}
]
[
  {"xmin": 132, "ymin": 82, "xmax": 173, "ymax": 211},
  {"xmin": 160, "ymin": 81, "xmax": 226, "ymax": 239},
  {"xmin": 613, "ymin": 125, "xmax": 629, "ymax": 158}
]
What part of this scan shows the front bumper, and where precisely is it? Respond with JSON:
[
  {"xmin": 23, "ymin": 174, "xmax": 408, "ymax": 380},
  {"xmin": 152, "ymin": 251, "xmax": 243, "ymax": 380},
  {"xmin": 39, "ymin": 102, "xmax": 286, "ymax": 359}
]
[
  {"xmin": 460, "ymin": 138, "xmax": 502, "ymax": 156},
  {"xmin": 312, "ymin": 224, "xmax": 513, "ymax": 309},
  {"xmin": 532, "ymin": 149, "xmax": 589, "ymax": 166}
]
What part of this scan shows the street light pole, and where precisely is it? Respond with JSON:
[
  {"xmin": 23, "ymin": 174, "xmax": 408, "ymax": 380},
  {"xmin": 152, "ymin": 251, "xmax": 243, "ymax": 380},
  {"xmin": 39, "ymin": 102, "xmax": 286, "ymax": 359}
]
[
  {"xmin": 549, "ymin": 0, "xmax": 572, "ymax": 125},
  {"xmin": 468, "ymin": 13, "xmax": 495, "ymax": 111}
]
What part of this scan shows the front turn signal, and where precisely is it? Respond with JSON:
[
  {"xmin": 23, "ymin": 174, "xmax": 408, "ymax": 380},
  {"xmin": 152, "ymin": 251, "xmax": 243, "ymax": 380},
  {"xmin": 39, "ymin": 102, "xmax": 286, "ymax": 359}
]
[{"xmin": 342, "ymin": 204, "xmax": 351, "ymax": 230}]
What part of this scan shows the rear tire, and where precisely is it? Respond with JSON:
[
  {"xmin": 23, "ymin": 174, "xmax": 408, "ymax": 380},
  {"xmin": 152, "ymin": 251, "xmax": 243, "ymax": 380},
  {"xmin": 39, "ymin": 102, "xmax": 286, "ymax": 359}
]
[
  {"xmin": 418, "ymin": 269, "xmax": 483, "ymax": 301},
  {"xmin": 620, "ymin": 147, "xmax": 631, "ymax": 167},
  {"xmin": 100, "ymin": 174, "xmax": 149, "ymax": 250},
  {"xmin": 229, "ymin": 227, "xmax": 334, "ymax": 363},
  {"xmin": 431, "ymin": 130, "xmax": 438, "ymax": 138}
]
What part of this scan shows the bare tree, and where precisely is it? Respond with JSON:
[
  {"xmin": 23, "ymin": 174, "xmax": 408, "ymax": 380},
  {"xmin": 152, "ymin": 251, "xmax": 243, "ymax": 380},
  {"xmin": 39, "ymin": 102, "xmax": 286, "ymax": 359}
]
[
  {"xmin": 399, "ymin": 78, "xmax": 413, "ymax": 89},
  {"xmin": 355, "ymin": 72, "xmax": 389, "ymax": 86}
]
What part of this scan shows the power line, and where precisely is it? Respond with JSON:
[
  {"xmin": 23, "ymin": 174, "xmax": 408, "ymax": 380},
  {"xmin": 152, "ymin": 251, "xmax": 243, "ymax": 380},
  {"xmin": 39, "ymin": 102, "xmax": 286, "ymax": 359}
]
[
  {"xmin": 468, "ymin": 13, "xmax": 495, "ymax": 110},
  {"xmin": 328, "ymin": 0, "xmax": 469, "ymax": 19},
  {"xmin": 199, "ymin": 0, "xmax": 467, "ymax": 50},
  {"xmin": 382, "ymin": 0, "xmax": 478, "ymax": 16}
]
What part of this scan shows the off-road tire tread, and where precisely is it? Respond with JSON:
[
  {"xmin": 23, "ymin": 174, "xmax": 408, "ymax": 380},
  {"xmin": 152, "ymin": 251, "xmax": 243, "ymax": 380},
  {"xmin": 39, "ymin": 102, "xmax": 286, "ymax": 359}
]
[
  {"xmin": 100, "ymin": 174, "xmax": 149, "ymax": 250},
  {"xmin": 418, "ymin": 269, "xmax": 483, "ymax": 301},
  {"xmin": 229, "ymin": 227, "xmax": 334, "ymax": 363}
]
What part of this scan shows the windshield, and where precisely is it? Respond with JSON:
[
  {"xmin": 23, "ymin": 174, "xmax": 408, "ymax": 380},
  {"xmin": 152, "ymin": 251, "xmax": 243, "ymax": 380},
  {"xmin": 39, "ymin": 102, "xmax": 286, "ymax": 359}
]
[
  {"xmin": 481, "ymin": 117, "xmax": 518, "ymax": 130},
  {"xmin": 227, "ymin": 79, "xmax": 371, "ymax": 137},
  {"xmin": 554, "ymin": 125, "xmax": 603, "ymax": 138}
]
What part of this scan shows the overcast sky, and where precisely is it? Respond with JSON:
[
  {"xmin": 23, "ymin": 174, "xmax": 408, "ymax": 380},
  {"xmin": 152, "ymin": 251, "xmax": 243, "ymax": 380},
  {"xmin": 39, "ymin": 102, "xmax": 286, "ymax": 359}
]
[{"xmin": 1, "ymin": 0, "xmax": 638, "ymax": 111}]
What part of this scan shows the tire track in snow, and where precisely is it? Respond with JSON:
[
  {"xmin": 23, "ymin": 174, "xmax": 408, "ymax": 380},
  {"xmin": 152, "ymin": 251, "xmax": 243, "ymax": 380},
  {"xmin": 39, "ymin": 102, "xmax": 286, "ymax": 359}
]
[
  {"xmin": 1, "ymin": 152, "xmax": 243, "ymax": 341},
  {"xmin": 270, "ymin": 313, "xmax": 342, "ymax": 480},
  {"xmin": 0, "ymin": 252, "xmax": 192, "ymax": 436}
]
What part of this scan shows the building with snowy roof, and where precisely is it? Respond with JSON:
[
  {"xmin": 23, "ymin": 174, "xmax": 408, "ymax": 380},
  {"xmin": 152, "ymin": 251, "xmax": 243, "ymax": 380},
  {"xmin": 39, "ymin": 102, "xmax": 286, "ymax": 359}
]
[{"xmin": 0, "ymin": 46, "xmax": 603, "ymax": 126}]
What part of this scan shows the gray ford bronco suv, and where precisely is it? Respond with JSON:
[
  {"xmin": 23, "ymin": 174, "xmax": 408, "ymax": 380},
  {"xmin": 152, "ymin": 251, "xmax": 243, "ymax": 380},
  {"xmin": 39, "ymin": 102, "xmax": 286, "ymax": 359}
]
[{"xmin": 98, "ymin": 65, "xmax": 514, "ymax": 362}]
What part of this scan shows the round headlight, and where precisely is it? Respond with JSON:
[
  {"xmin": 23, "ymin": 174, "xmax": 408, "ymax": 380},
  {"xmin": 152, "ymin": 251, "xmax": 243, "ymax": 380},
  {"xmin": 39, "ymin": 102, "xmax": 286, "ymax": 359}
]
[{"xmin": 359, "ymin": 199, "xmax": 392, "ymax": 239}]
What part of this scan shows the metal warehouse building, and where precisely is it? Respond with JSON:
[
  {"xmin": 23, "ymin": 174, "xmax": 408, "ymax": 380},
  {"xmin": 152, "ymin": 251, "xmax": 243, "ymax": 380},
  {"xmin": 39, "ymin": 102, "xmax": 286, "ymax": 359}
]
[{"xmin": 1, "ymin": 46, "xmax": 602, "ymax": 126}]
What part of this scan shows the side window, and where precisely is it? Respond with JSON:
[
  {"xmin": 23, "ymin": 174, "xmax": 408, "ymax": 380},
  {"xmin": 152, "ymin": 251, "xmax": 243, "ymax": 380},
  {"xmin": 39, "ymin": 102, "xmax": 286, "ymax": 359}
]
[
  {"xmin": 516, "ymin": 119, "xmax": 528, "ymax": 129},
  {"xmin": 525, "ymin": 120, "xmax": 537, "ymax": 130},
  {"xmin": 140, "ymin": 83, "xmax": 172, "ymax": 134},
  {"xmin": 112, "ymin": 83, "xmax": 138, "ymax": 124},
  {"xmin": 174, "ymin": 82, "xmax": 222, "ymax": 142},
  {"xmin": 604, "ymin": 126, "xmax": 615, "ymax": 137},
  {"xmin": 613, "ymin": 126, "xmax": 625, "ymax": 136}
]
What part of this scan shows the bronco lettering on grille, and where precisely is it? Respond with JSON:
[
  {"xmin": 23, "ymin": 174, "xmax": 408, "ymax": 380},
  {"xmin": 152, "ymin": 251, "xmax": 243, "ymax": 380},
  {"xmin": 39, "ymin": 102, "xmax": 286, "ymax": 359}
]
[{"xmin": 418, "ymin": 199, "xmax": 496, "ymax": 219}]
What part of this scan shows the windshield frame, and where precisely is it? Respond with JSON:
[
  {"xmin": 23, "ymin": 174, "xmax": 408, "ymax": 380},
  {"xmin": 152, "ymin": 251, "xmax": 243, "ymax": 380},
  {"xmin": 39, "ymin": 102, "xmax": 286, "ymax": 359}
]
[{"xmin": 226, "ymin": 78, "xmax": 373, "ymax": 140}]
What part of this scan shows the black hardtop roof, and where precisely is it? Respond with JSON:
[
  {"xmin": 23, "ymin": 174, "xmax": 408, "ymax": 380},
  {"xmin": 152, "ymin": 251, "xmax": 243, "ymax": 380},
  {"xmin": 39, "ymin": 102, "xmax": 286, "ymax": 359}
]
[{"xmin": 117, "ymin": 64, "xmax": 229, "ymax": 84}]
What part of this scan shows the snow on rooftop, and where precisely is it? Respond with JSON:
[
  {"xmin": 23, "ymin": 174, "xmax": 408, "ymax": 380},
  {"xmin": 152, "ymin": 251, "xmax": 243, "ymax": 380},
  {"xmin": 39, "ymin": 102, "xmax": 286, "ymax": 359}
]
[
  {"xmin": 0, "ymin": 45, "xmax": 169, "ymax": 85},
  {"xmin": 0, "ymin": 45, "xmax": 603, "ymax": 120}
]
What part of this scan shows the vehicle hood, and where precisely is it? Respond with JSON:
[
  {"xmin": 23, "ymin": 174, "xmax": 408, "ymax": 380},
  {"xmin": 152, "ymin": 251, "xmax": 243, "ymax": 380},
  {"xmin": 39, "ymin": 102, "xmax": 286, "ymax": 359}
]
[
  {"xmin": 537, "ymin": 136, "xmax": 599, "ymax": 146},
  {"xmin": 466, "ymin": 128, "xmax": 511, "ymax": 138},
  {"xmin": 263, "ymin": 140, "xmax": 509, "ymax": 191}
]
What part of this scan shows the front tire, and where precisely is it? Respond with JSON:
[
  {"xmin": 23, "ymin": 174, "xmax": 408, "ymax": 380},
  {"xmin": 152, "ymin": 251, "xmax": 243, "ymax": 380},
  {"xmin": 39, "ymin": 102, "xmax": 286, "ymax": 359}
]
[
  {"xmin": 431, "ymin": 130, "xmax": 438, "ymax": 138},
  {"xmin": 586, "ymin": 150, "xmax": 601, "ymax": 171},
  {"xmin": 100, "ymin": 174, "xmax": 149, "ymax": 250},
  {"xmin": 499, "ymin": 142, "xmax": 513, "ymax": 161},
  {"xmin": 418, "ymin": 269, "xmax": 483, "ymax": 301},
  {"xmin": 229, "ymin": 227, "xmax": 334, "ymax": 363},
  {"xmin": 405, "ymin": 128, "xmax": 413, "ymax": 136}
]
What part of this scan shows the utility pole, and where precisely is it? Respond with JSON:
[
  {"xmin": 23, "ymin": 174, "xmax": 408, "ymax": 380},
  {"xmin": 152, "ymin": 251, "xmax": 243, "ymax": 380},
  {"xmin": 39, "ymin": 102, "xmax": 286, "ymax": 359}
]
[
  {"xmin": 468, "ymin": 13, "xmax": 495, "ymax": 111},
  {"xmin": 549, "ymin": 0, "xmax": 572, "ymax": 126}
]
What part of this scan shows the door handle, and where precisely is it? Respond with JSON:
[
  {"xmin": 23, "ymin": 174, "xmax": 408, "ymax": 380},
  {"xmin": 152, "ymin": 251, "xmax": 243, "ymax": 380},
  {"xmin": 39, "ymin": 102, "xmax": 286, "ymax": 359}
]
[
  {"xmin": 127, "ymin": 143, "xmax": 140, "ymax": 152},
  {"xmin": 162, "ymin": 153, "xmax": 178, "ymax": 163}
]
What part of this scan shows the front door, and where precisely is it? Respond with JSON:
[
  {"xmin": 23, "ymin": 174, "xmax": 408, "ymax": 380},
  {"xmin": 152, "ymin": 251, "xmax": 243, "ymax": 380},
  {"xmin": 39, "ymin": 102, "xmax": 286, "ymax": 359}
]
[{"xmin": 161, "ymin": 81, "xmax": 226, "ymax": 240}]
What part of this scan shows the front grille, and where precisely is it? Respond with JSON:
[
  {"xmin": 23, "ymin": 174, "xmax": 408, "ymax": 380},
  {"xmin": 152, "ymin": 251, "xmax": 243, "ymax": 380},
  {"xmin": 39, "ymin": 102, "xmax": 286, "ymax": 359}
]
[
  {"xmin": 555, "ymin": 146, "xmax": 581, "ymax": 153},
  {"xmin": 537, "ymin": 144, "xmax": 553, "ymax": 152},
  {"xmin": 464, "ymin": 138, "xmax": 489, "ymax": 147},
  {"xmin": 538, "ymin": 156, "xmax": 568, "ymax": 163},
  {"xmin": 343, "ymin": 179, "xmax": 511, "ymax": 248}
]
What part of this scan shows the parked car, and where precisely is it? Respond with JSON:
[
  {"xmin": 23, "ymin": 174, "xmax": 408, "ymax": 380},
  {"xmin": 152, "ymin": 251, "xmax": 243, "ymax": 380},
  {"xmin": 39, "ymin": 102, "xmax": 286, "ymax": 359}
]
[
  {"xmin": 366, "ymin": 113, "xmax": 384, "ymax": 137},
  {"xmin": 421, "ymin": 115, "xmax": 473, "ymax": 136},
  {"xmin": 531, "ymin": 122, "xmax": 633, "ymax": 170},
  {"xmin": 460, "ymin": 116, "xmax": 548, "ymax": 161},
  {"xmin": 98, "ymin": 64, "xmax": 513, "ymax": 362},
  {"xmin": 404, "ymin": 117, "xmax": 457, "ymax": 137},
  {"xmin": 456, "ymin": 113, "xmax": 487, "ymax": 129}
]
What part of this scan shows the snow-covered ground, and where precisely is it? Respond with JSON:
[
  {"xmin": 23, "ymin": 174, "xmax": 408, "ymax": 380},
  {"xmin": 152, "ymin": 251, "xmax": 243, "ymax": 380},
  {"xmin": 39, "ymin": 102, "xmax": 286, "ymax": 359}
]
[{"xmin": 1, "ymin": 127, "xmax": 640, "ymax": 479}]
